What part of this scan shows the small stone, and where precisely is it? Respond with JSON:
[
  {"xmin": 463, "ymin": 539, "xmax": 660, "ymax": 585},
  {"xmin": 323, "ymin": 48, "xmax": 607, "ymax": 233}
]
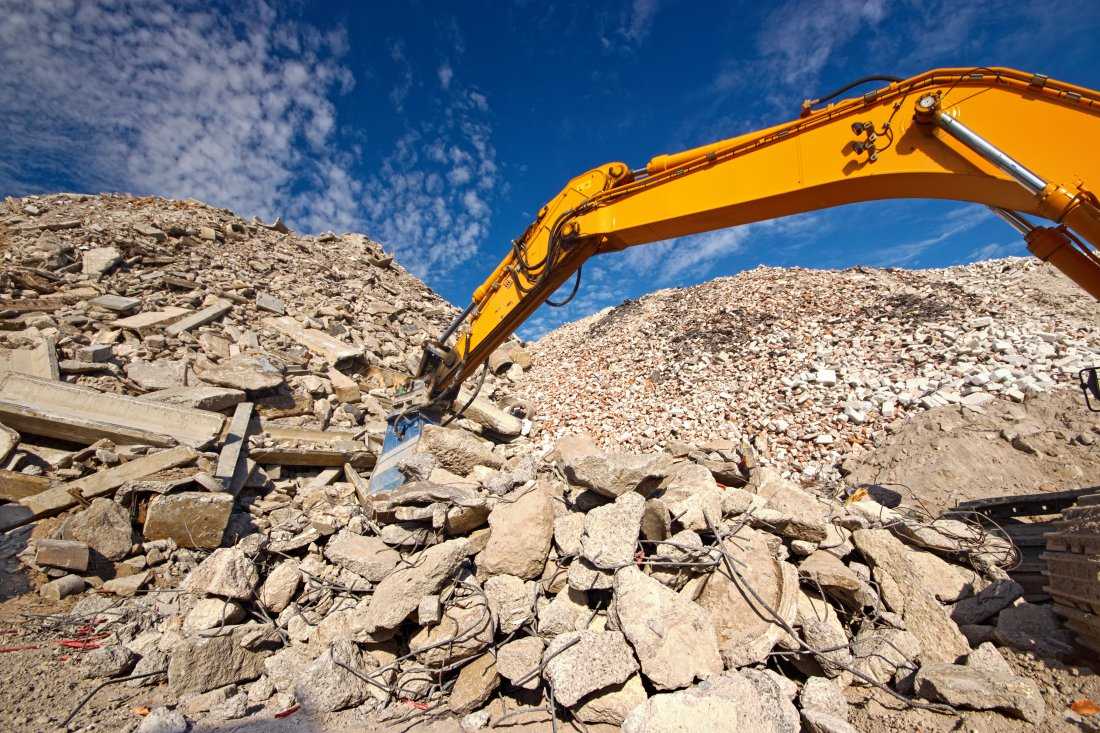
[
  {"xmin": 136, "ymin": 707, "xmax": 188, "ymax": 733},
  {"xmin": 183, "ymin": 598, "xmax": 246, "ymax": 631}
]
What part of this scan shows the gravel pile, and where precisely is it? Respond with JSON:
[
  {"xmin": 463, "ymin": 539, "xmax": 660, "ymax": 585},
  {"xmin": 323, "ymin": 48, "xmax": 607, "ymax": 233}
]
[{"xmin": 518, "ymin": 260, "xmax": 1100, "ymax": 482}]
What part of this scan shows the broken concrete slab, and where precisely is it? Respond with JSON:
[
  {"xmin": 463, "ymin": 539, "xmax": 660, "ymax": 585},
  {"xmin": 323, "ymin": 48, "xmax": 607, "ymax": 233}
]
[
  {"xmin": 484, "ymin": 574, "xmax": 536, "ymax": 634},
  {"xmin": 496, "ymin": 636, "xmax": 545, "ymax": 691},
  {"xmin": 0, "ymin": 469, "xmax": 50, "ymax": 502},
  {"xmin": 88, "ymin": 294, "xmax": 140, "ymax": 313},
  {"xmin": 750, "ymin": 467, "xmax": 829, "ymax": 542},
  {"xmin": 263, "ymin": 316, "xmax": 364, "ymax": 363},
  {"xmin": 183, "ymin": 598, "xmax": 246, "ymax": 632},
  {"xmin": 168, "ymin": 626, "xmax": 271, "ymax": 695},
  {"xmin": 362, "ymin": 538, "xmax": 469, "ymax": 632},
  {"xmin": 10, "ymin": 445, "xmax": 198, "ymax": 529},
  {"xmin": 622, "ymin": 670, "xmax": 799, "ymax": 733},
  {"xmin": 165, "ymin": 299, "xmax": 232, "ymax": 337},
  {"xmin": 258, "ymin": 560, "xmax": 300, "ymax": 614},
  {"xmin": 0, "ymin": 421, "xmax": 17, "ymax": 463},
  {"xmin": 657, "ymin": 461, "xmax": 722, "ymax": 532},
  {"xmin": 143, "ymin": 492, "xmax": 233, "ymax": 549},
  {"xmin": 685, "ymin": 526, "xmax": 798, "ymax": 669},
  {"xmin": 914, "ymin": 662, "xmax": 1045, "ymax": 722},
  {"xmin": 61, "ymin": 498, "xmax": 133, "ymax": 561},
  {"xmin": 112, "ymin": 307, "xmax": 191, "ymax": 334},
  {"xmin": 0, "ymin": 338, "xmax": 59, "ymax": 380},
  {"xmin": 144, "ymin": 386, "xmax": 246, "ymax": 411},
  {"xmin": 851, "ymin": 529, "xmax": 970, "ymax": 664},
  {"xmin": 125, "ymin": 359, "xmax": 187, "ymax": 390},
  {"xmin": 416, "ymin": 424, "xmax": 502, "ymax": 475},
  {"xmin": 327, "ymin": 368, "xmax": 360, "ymax": 403},
  {"xmin": 81, "ymin": 246, "xmax": 122, "ymax": 276},
  {"xmin": 195, "ymin": 354, "xmax": 284, "ymax": 392},
  {"xmin": 574, "ymin": 673, "xmax": 648, "ymax": 726},
  {"xmin": 949, "ymin": 578, "xmax": 1024, "ymax": 626},
  {"xmin": 555, "ymin": 433, "xmax": 669, "ymax": 498},
  {"xmin": 0, "ymin": 372, "xmax": 224, "ymax": 448},
  {"xmin": 581, "ymin": 491, "xmax": 645, "ymax": 571},
  {"xmin": 323, "ymin": 530, "xmax": 401, "ymax": 582},
  {"xmin": 448, "ymin": 651, "xmax": 499, "ymax": 714},
  {"xmin": 462, "ymin": 396, "xmax": 522, "ymax": 438},
  {"xmin": 409, "ymin": 591, "xmax": 495, "ymax": 667},
  {"xmin": 294, "ymin": 640, "xmax": 372, "ymax": 713},
  {"xmin": 543, "ymin": 629, "xmax": 639, "ymax": 707},
  {"xmin": 215, "ymin": 402, "xmax": 254, "ymax": 494},
  {"xmin": 183, "ymin": 547, "xmax": 260, "ymax": 600},
  {"xmin": 995, "ymin": 602, "xmax": 1076, "ymax": 659},
  {"xmin": 613, "ymin": 565, "xmax": 722, "ymax": 690}
]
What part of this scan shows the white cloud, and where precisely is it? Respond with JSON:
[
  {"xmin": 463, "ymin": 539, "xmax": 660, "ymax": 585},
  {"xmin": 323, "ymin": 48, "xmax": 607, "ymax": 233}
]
[
  {"xmin": 438, "ymin": 63, "xmax": 454, "ymax": 90},
  {"xmin": 966, "ymin": 241, "xmax": 1025, "ymax": 261},
  {"xmin": 0, "ymin": 0, "xmax": 351, "ymax": 226},
  {"xmin": 620, "ymin": 0, "xmax": 660, "ymax": 44},
  {"xmin": 756, "ymin": 0, "xmax": 887, "ymax": 87},
  {"xmin": 869, "ymin": 205, "xmax": 991, "ymax": 266},
  {"xmin": 0, "ymin": 1, "xmax": 501, "ymax": 279}
]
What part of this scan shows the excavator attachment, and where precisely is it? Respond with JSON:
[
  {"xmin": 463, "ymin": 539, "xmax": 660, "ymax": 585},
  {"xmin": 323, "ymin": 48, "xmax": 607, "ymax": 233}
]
[
  {"xmin": 1081, "ymin": 367, "xmax": 1100, "ymax": 412},
  {"xmin": 369, "ymin": 410, "xmax": 435, "ymax": 493},
  {"xmin": 368, "ymin": 375, "xmax": 446, "ymax": 494}
]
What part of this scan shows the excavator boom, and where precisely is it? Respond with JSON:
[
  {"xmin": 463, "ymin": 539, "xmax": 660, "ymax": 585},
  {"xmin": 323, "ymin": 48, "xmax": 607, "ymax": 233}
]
[{"xmin": 369, "ymin": 66, "xmax": 1100, "ymax": 492}]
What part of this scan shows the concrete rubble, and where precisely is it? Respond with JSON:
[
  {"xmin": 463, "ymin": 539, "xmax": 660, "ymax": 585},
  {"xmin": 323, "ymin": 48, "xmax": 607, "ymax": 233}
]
[{"xmin": 0, "ymin": 192, "xmax": 1094, "ymax": 731}]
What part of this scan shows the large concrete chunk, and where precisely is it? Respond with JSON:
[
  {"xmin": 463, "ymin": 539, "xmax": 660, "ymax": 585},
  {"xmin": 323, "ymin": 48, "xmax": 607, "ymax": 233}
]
[
  {"xmin": 0, "ymin": 372, "xmax": 224, "ymax": 448},
  {"xmin": 914, "ymin": 662, "xmax": 1045, "ymax": 722},
  {"xmin": 143, "ymin": 492, "xmax": 233, "ymax": 549},
  {"xmin": 543, "ymin": 630, "xmax": 639, "ymax": 707},
  {"xmin": 12, "ymin": 445, "xmax": 197, "ymax": 529},
  {"xmin": 555, "ymin": 433, "xmax": 669, "ymax": 498},
  {"xmin": 417, "ymin": 424, "xmax": 502, "ymax": 475},
  {"xmin": 195, "ymin": 355, "xmax": 284, "ymax": 392},
  {"xmin": 61, "ymin": 497, "xmax": 133, "ymax": 561},
  {"xmin": 0, "ymin": 339, "xmax": 59, "ymax": 380},
  {"xmin": 851, "ymin": 529, "xmax": 970, "ymax": 664},
  {"xmin": 323, "ymin": 530, "xmax": 401, "ymax": 582},
  {"xmin": 750, "ymin": 467, "xmax": 828, "ymax": 542},
  {"xmin": 215, "ymin": 402, "xmax": 254, "ymax": 494},
  {"xmin": 448, "ymin": 652, "xmax": 499, "ymax": 714},
  {"xmin": 478, "ymin": 483, "xmax": 555, "ymax": 579},
  {"xmin": 462, "ymin": 397, "xmax": 522, "ymax": 438},
  {"xmin": 165, "ymin": 299, "xmax": 232, "ymax": 337},
  {"xmin": 575, "ymin": 673, "xmax": 648, "ymax": 726},
  {"xmin": 362, "ymin": 538, "xmax": 468, "ymax": 631},
  {"xmin": 183, "ymin": 547, "xmax": 260, "ymax": 600},
  {"xmin": 167, "ymin": 626, "xmax": 270, "ymax": 695},
  {"xmin": 113, "ymin": 307, "xmax": 191, "ymax": 334},
  {"xmin": 144, "ymin": 386, "xmax": 245, "ymax": 411},
  {"xmin": 685, "ymin": 527, "xmax": 798, "ymax": 669},
  {"xmin": 622, "ymin": 670, "xmax": 799, "ymax": 733},
  {"xmin": 581, "ymin": 491, "xmax": 645, "ymax": 570},
  {"xmin": 613, "ymin": 566, "xmax": 722, "ymax": 690},
  {"xmin": 293, "ymin": 640, "xmax": 371, "ymax": 713},
  {"xmin": 657, "ymin": 462, "xmax": 722, "ymax": 532},
  {"xmin": 263, "ymin": 316, "xmax": 364, "ymax": 363}
]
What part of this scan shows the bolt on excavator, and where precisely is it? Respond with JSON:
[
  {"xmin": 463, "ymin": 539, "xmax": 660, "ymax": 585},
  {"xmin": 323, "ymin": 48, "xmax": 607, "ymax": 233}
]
[{"xmin": 369, "ymin": 66, "xmax": 1100, "ymax": 492}]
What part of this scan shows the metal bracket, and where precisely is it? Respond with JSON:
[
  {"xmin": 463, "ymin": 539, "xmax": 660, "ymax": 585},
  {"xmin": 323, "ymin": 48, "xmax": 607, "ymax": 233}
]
[{"xmin": 1080, "ymin": 367, "xmax": 1100, "ymax": 412}]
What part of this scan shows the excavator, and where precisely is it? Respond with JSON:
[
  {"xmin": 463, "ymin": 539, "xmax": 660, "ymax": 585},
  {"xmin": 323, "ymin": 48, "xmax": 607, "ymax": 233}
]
[{"xmin": 369, "ymin": 66, "xmax": 1100, "ymax": 492}]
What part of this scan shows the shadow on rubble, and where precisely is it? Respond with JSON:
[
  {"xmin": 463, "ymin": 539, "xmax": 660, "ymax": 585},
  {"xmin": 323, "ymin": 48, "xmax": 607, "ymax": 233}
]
[{"xmin": 0, "ymin": 524, "xmax": 33, "ymax": 602}]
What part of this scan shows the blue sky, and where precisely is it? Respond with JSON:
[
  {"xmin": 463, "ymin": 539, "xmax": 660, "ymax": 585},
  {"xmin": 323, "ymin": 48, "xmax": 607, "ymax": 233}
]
[{"xmin": 3, "ymin": 1, "xmax": 1100, "ymax": 339}]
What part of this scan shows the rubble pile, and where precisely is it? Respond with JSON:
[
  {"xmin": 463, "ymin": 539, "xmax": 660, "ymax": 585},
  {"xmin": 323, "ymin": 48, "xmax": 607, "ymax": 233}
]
[
  {"xmin": 0, "ymin": 193, "xmax": 1091, "ymax": 731},
  {"xmin": 517, "ymin": 261, "xmax": 1100, "ymax": 482}
]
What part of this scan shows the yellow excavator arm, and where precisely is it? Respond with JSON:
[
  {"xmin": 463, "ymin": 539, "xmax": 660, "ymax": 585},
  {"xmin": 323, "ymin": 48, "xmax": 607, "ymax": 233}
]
[
  {"xmin": 433, "ymin": 66, "xmax": 1100, "ymax": 392},
  {"xmin": 370, "ymin": 66, "xmax": 1100, "ymax": 492}
]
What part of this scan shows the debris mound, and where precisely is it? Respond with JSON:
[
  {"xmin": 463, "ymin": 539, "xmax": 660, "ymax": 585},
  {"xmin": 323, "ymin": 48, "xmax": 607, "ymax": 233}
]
[
  {"xmin": 517, "ymin": 261, "xmax": 1100, "ymax": 484},
  {"xmin": 0, "ymin": 193, "xmax": 1094, "ymax": 732}
]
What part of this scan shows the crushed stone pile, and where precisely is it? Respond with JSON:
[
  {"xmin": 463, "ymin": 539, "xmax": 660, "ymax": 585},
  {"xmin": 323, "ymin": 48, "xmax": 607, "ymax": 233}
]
[
  {"xmin": 517, "ymin": 260, "xmax": 1100, "ymax": 484},
  {"xmin": 0, "ymin": 193, "xmax": 1095, "ymax": 732}
]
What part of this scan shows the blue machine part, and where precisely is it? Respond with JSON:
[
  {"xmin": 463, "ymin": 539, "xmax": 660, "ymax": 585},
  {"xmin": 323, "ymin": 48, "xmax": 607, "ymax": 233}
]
[{"xmin": 368, "ymin": 410, "xmax": 438, "ymax": 494}]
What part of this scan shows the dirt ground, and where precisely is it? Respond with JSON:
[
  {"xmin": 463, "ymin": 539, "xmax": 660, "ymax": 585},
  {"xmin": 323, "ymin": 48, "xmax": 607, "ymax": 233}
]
[{"xmin": 844, "ymin": 388, "xmax": 1100, "ymax": 516}]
